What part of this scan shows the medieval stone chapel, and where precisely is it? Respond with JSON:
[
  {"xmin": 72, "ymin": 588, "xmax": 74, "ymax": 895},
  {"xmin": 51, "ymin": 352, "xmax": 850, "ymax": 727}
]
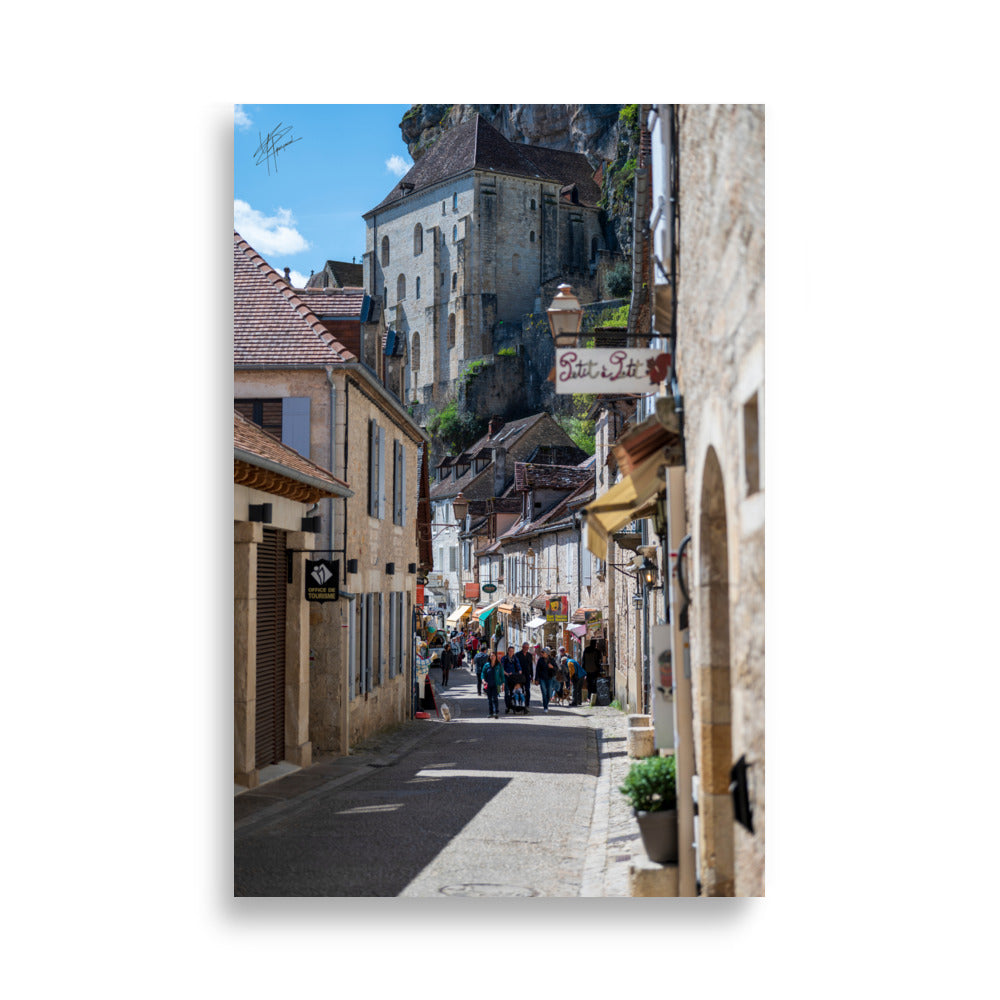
[{"xmin": 363, "ymin": 114, "xmax": 608, "ymax": 410}]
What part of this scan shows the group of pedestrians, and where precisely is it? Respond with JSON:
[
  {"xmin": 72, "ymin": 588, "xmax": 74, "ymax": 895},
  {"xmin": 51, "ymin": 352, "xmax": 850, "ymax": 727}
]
[
  {"xmin": 472, "ymin": 640, "xmax": 602, "ymax": 717},
  {"xmin": 437, "ymin": 625, "xmax": 485, "ymax": 688}
]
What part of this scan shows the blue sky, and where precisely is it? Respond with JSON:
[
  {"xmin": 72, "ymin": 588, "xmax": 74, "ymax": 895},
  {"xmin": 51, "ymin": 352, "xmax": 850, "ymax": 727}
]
[{"xmin": 234, "ymin": 104, "xmax": 414, "ymax": 286}]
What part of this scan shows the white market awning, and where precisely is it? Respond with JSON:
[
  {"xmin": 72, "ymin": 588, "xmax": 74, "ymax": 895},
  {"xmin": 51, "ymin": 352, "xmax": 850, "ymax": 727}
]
[
  {"xmin": 446, "ymin": 604, "xmax": 473, "ymax": 625},
  {"xmin": 526, "ymin": 616, "xmax": 547, "ymax": 629}
]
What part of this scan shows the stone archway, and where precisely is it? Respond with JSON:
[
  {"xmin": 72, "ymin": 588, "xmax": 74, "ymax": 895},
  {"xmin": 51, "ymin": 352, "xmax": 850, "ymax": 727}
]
[{"xmin": 697, "ymin": 446, "xmax": 735, "ymax": 895}]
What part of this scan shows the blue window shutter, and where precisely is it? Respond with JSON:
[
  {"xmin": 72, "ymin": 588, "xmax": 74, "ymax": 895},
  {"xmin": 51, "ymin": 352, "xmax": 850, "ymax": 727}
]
[
  {"xmin": 368, "ymin": 420, "xmax": 377, "ymax": 517},
  {"xmin": 282, "ymin": 397, "xmax": 310, "ymax": 460},
  {"xmin": 401, "ymin": 446, "xmax": 407, "ymax": 525},
  {"xmin": 378, "ymin": 426, "xmax": 386, "ymax": 519}
]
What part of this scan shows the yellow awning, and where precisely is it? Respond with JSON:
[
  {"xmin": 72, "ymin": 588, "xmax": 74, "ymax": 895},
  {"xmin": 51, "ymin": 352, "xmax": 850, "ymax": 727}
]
[
  {"xmin": 581, "ymin": 448, "xmax": 668, "ymax": 561},
  {"xmin": 446, "ymin": 604, "xmax": 473, "ymax": 624}
]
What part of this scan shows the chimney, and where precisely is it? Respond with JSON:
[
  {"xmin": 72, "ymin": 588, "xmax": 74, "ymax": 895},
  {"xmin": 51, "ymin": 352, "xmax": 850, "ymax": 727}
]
[
  {"xmin": 488, "ymin": 415, "xmax": 504, "ymax": 438},
  {"xmin": 283, "ymin": 267, "xmax": 292, "ymax": 284}
]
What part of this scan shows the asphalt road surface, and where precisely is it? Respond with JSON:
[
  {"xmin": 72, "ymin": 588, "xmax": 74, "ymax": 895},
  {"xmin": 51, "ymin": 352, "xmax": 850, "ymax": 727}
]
[{"xmin": 235, "ymin": 665, "xmax": 600, "ymax": 897}]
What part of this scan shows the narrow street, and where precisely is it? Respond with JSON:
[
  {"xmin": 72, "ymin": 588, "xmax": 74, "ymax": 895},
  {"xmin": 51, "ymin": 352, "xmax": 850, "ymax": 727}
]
[{"xmin": 235, "ymin": 663, "xmax": 639, "ymax": 897}]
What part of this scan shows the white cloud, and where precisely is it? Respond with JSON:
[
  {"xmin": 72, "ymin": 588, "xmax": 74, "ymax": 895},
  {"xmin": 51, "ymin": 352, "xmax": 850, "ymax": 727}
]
[
  {"xmin": 234, "ymin": 104, "xmax": 252, "ymax": 130},
  {"xmin": 386, "ymin": 154, "xmax": 412, "ymax": 177},
  {"xmin": 286, "ymin": 269, "xmax": 309, "ymax": 288},
  {"xmin": 234, "ymin": 200, "xmax": 310, "ymax": 257}
]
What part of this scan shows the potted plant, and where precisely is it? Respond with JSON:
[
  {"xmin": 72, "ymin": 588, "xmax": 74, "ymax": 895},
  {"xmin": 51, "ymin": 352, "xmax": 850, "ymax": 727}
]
[{"xmin": 619, "ymin": 754, "xmax": 678, "ymax": 864}]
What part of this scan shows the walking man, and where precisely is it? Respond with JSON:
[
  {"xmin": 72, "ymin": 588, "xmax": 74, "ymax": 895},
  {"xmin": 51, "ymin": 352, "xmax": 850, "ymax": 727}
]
[
  {"xmin": 582, "ymin": 638, "xmax": 601, "ymax": 702},
  {"xmin": 516, "ymin": 642, "xmax": 534, "ymax": 712},
  {"xmin": 473, "ymin": 645, "xmax": 489, "ymax": 695},
  {"xmin": 535, "ymin": 647, "xmax": 556, "ymax": 713},
  {"xmin": 501, "ymin": 645, "xmax": 518, "ymax": 714}
]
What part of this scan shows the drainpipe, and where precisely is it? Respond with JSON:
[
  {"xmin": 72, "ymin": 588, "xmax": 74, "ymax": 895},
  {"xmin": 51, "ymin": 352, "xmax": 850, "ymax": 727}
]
[{"xmin": 325, "ymin": 368, "xmax": 338, "ymax": 559}]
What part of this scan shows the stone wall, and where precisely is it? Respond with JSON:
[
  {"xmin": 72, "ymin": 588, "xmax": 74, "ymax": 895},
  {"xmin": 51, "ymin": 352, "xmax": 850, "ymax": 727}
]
[{"xmin": 676, "ymin": 104, "xmax": 765, "ymax": 896}]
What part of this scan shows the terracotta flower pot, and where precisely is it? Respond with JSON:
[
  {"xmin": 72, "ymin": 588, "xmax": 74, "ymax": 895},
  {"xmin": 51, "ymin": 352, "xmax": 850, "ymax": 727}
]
[{"xmin": 635, "ymin": 808, "xmax": 678, "ymax": 864}]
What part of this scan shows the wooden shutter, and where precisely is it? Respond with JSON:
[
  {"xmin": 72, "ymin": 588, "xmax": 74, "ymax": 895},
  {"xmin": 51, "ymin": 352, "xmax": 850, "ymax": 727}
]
[{"xmin": 255, "ymin": 528, "xmax": 286, "ymax": 768}]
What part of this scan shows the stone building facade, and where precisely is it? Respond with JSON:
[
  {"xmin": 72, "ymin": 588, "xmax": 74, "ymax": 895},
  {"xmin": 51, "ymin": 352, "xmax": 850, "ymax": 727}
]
[
  {"xmin": 235, "ymin": 233, "xmax": 429, "ymax": 758},
  {"xmin": 427, "ymin": 412, "xmax": 585, "ymax": 618},
  {"xmin": 234, "ymin": 410, "xmax": 353, "ymax": 789},
  {"xmin": 672, "ymin": 105, "xmax": 765, "ymax": 897},
  {"xmin": 578, "ymin": 105, "xmax": 764, "ymax": 897},
  {"xmin": 363, "ymin": 115, "xmax": 608, "ymax": 408}
]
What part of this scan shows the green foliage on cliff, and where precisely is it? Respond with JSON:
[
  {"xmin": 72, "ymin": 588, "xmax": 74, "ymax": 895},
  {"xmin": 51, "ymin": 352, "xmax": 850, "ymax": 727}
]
[
  {"xmin": 426, "ymin": 400, "xmax": 486, "ymax": 455},
  {"xmin": 556, "ymin": 393, "xmax": 597, "ymax": 457},
  {"xmin": 619, "ymin": 104, "xmax": 639, "ymax": 132}
]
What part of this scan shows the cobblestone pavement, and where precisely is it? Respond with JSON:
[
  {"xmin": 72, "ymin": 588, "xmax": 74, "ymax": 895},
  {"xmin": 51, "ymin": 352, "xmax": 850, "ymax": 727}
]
[{"xmin": 235, "ymin": 665, "xmax": 646, "ymax": 895}]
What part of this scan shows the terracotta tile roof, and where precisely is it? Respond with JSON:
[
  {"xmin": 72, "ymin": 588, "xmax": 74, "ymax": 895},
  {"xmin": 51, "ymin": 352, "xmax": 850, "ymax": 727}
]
[
  {"xmin": 234, "ymin": 410, "xmax": 350, "ymax": 494},
  {"xmin": 513, "ymin": 462, "xmax": 594, "ymax": 492},
  {"xmin": 305, "ymin": 260, "xmax": 364, "ymax": 289},
  {"xmin": 428, "ymin": 413, "xmax": 549, "ymax": 501},
  {"xmin": 234, "ymin": 232, "xmax": 357, "ymax": 366},
  {"xmin": 367, "ymin": 115, "xmax": 601, "ymax": 214},
  {"xmin": 296, "ymin": 287, "xmax": 368, "ymax": 319}
]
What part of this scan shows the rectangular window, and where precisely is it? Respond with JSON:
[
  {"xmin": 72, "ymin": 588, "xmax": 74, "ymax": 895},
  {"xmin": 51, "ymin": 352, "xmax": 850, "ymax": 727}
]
[
  {"xmin": 582, "ymin": 544, "xmax": 592, "ymax": 586},
  {"xmin": 281, "ymin": 397, "xmax": 310, "ymax": 460},
  {"xmin": 449, "ymin": 547, "xmax": 457, "ymax": 572}
]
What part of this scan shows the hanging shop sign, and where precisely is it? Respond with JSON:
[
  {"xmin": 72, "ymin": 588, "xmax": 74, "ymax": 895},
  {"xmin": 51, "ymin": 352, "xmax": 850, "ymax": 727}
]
[
  {"xmin": 555, "ymin": 348, "xmax": 671, "ymax": 395},
  {"xmin": 585, "ymin": 609, "xmax": 603, "ymax": 638},
  {"xmin": 464, "ymin": 582, "xmax": 480, "ymax": 600},
  {"xmin": 545, "ymin": 595, "xmax": 569, "ymax": 623},
  {"xmin": 305, "ymin": 559, "xmax": 340, "ymax": 603},
  {"xmin": 481, "ymin": 583, "xmax": 498, "ymax": 594}
]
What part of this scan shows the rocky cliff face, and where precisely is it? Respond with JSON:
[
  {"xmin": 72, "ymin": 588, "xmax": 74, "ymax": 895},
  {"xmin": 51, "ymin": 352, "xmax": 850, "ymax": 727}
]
[{"xmin": 399, "ymin": 103, "xmax": 638, "ymax": 254}]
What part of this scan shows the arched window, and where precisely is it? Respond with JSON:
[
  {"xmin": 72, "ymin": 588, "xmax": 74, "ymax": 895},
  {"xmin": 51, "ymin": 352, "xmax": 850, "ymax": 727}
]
[
  {"xmin": 448, "ymin": 314, "xmax": 456, "ymax": 348},
  {"xmin": 416, "ymin": 276, "xmax": 421, "ymax": 299},
  {"xmin": 413, "ymin": 223, "xmax": 423, "ymax": 255},
  {"xmin": 397, "ymin": 274, "xmax": 406, "ymax": 300},
  {"xmin": 452, "ymin": 225, "xmax": 457, "ymax": 243},
  {"xmin": 530, "ymin": 231, "xmax": 535, "ymax": 243},
  {"xmin": 451, "ymin": 272, "xmax": 457, "ymax": 292},
  {"xmin": 411, "ymin": 332, "xmax": 421, "ymax": 377},
  {"xmin": 530, "ymin": 198, "xmax": 536, "ymax": 210},
  {"xmin": 381, "ymin": 235, "xmax": 390, "ymax": 266},
  {"xmin": 452, "ymin": 192, "xmax": 458, "ymax": 211}
]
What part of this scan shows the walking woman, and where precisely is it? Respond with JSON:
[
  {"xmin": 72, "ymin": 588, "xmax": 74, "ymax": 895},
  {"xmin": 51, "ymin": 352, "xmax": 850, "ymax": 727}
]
[{"xmin": 483, "ymin": 649, "xmax": 504, "ymax": 719}]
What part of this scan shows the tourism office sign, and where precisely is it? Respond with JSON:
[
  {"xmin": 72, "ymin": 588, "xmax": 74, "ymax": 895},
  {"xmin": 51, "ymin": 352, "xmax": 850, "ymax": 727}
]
[{"xmin": 555, "ymin": 348, "xmax": 671, "ymax": 394}]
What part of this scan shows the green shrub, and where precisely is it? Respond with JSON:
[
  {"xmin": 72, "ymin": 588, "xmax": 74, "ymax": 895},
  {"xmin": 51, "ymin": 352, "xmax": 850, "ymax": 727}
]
[
  {"xmin": 619, "ymin": 755, "xmax": 677, "ymax": 813},
  {"xmin": 497, "ymin": 347, "xmax": 517, "ymax": 357},
  {"xmin": 607, "ymin": 262, "xmax": 632, "ymax": 299}
]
